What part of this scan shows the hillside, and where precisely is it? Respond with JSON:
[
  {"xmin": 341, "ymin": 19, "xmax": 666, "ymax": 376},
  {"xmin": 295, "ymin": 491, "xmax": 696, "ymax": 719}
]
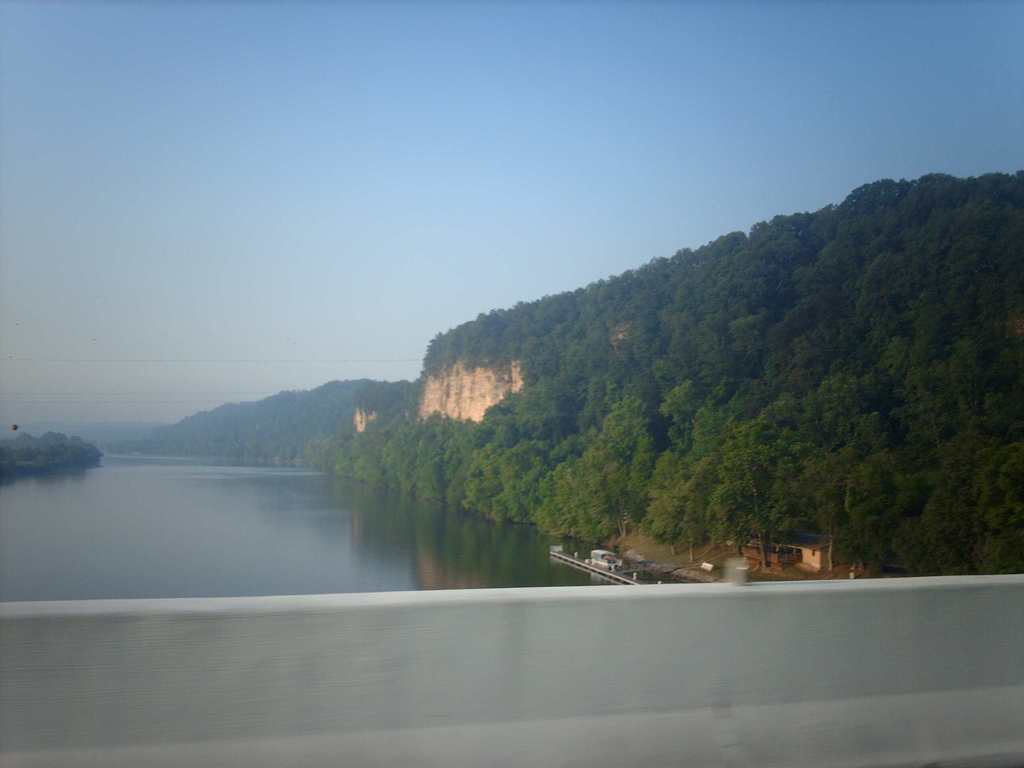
[
  {"xmin": 16, "ymin": 422, "xmax": 164, "ymax": 449},
  {"xmin": 117, "ymin": 379, "xmax": 411, "ymax": 463},
  {"xmin": 321, "ymin": 172, "xmax": 1024, "ymax": 575}
]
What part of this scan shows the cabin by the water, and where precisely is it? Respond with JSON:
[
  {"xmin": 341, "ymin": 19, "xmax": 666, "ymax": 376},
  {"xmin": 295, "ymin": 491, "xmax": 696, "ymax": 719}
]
[{"xmin": 742, "ymin": 532, "xmax": 830, "ymax": 572}]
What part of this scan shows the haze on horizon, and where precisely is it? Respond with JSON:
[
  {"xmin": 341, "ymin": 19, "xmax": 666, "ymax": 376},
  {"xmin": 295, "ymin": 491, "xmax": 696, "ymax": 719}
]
[{"xmin": 1, "ymin": 2, "xmax": 1022, "ymax": 427}]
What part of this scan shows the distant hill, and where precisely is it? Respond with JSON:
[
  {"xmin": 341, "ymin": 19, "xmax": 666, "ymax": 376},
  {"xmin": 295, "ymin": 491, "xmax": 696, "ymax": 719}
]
[
  {"xmin": 14, "ymin": 421, "xmax": 165, "ymax": 448},
  {"xmin": 0, "ymin": 432, "xmax": 103, "ymax": 478},
  {"xmin": 114, "ymin": 379, "xmax": 409, "ymax": 463}
]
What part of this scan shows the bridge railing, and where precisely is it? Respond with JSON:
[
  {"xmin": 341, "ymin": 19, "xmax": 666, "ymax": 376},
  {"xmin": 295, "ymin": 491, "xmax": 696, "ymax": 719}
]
[{"xmin": 3, "ymin": 575, "xmax": 1023, "ymax": 767}]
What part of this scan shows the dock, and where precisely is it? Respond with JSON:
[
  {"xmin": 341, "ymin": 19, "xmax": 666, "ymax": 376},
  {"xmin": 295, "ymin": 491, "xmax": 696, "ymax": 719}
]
[{"xmin": 548, "ymin": 549, "xmax": 640, "ymax": 585}]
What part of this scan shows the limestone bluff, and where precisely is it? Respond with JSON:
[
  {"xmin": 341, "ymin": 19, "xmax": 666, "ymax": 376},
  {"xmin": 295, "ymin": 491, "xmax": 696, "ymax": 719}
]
[
  {"xmin": 353, "ymin": 408, "xmax": 378, "ymax": 433},
  {"xmin": 418, "ymin": 361, "xmax": 523, "ymax": 422}
]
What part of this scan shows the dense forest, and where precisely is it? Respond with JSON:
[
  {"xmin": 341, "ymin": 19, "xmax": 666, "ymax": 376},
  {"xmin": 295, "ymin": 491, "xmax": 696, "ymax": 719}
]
[
  {"xmin": 116, "ymin": 380, "xmax": 395, "ymax": 463},
  {"xmin": 313, "ymin": 173, "xmax": 1024, "ymax": 575},
  {"xmin": 0, "ymin": 432, "xmax": 103, "ymax": 478}
]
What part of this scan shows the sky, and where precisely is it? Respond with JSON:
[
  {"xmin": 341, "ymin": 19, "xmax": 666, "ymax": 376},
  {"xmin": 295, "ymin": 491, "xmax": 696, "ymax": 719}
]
[{"xmin": 1, "ymin": 1, "xmax": 1022, "ymax": 427}]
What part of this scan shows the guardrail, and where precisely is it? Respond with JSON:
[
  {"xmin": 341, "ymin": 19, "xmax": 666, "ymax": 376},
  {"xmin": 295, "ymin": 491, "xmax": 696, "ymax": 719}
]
[{"xmin": 3, "ymin": 575, "xmax": 1023, "ymax": 767}]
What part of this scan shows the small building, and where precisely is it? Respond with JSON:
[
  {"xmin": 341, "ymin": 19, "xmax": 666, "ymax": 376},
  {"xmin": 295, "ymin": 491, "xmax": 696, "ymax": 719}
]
[
  {"xmin": 742, "ymin": 532, "xmax": 830, "ymax": 572},
  {"xmin": 787, "ymin": 532, "xmax": 830, "ymax": 572}
]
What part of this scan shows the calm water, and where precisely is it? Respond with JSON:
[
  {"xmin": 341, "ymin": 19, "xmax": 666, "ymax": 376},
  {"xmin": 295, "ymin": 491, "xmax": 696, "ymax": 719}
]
[{"xmin": 0, "ymin": 456, "xmax": 589, "ymax": 601}]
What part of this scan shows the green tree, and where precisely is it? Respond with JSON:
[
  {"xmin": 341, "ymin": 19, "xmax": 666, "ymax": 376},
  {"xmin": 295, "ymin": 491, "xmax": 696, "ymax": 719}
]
[
  {"xmin": 710, "ymin": 418, "xmax": 804, "ymax": 567},
  {"xmin": 645, "ymin": 453, "xmax": 715, "ymax": 560},
  {"xmin": 535, "ymin": 397, "xmax": 654, "ymax": 539},
  {"xmin": 978, "ymin": 442, "xmax": 1024, "ymax": 572}
]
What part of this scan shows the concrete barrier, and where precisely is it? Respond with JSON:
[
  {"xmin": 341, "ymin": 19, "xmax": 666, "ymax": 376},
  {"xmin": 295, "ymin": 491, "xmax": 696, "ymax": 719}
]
[{"xmin": 3, "ymin": 575, "xmax": 1023, "ymax": 767}]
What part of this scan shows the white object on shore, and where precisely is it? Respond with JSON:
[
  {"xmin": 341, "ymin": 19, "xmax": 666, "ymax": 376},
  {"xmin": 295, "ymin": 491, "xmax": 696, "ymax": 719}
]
[{"xmin": 700, "ymin": 562, "xmax": 715, "ymax": 572}]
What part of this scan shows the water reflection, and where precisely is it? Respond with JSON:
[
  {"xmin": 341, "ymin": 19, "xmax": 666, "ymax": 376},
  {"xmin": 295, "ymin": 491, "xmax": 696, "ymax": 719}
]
[
  {"xmin": 338, "ymin": 481, "xmax": 589, "ymax": 590},
  {"xmin": 0, "ymin": 458, "xmax": 587, "ymax": 601}
]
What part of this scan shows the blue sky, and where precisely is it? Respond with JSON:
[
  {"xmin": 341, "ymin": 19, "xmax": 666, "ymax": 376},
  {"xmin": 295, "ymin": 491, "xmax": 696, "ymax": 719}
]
[{"xmin": 1, "ymin": 1, "xmax": 1022, "ymax": 425}]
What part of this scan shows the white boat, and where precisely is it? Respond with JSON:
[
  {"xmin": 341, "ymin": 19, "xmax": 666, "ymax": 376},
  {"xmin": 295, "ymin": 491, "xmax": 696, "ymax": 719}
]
[{"xmin": 585, "ymin": 549, "xmax": 622, "ymax": 571}]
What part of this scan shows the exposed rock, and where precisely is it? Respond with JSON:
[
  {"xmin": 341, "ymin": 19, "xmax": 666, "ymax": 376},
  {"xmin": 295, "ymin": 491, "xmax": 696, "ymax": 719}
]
[
  {"xmin": 418, "ymin": 361, "xmax": 523, "ymax": 422},
  {"xmin": 353, "ymin": 408, "xmax": 377, "ymax": 433},
  {"xmin": 610, "ymin": 322, "xmax": 631, "ymax": 351}
]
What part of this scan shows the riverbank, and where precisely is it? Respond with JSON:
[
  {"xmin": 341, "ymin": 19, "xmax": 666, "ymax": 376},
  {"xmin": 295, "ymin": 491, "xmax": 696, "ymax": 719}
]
[
  {"xmin": 0, "ymin": 433, "xmax": 103, "ymax": 481},
  {"xmin": 612, "ymin": 533, "xmax": 876, "ymax": 584}
]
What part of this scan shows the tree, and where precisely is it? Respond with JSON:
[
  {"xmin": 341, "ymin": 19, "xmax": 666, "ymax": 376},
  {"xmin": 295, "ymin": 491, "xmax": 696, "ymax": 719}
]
[
  {"xmin": 535, "ymin": 397, "xmax": 654, "ymax": 540},
  {"xmin": 978, "ymin": 442, "xmax": 1024, "ymax": 572},
  {"xmin": 659, "ymin": 380, "xmax": 701, "ymax": 452},
  {"xmin": 710, "ymin": 418, "xmax": 803, "ymax": 568},
  {"xmin": 796, "ymin": 448, "xmax": 855, "ymax": 573},
  {"xmin": 645, "ymin": 453, "xmax": 715, "ymax": 560}
]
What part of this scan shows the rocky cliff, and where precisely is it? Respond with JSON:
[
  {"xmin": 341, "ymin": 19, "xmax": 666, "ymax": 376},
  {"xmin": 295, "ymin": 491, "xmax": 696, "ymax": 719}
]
[
  {"xmin": 353, "ymin": 408, "xmax": 377, "ymax": 433},
  {"xmin": 418, "ymin": 361, "xmax": 523, "ymax": 422}
]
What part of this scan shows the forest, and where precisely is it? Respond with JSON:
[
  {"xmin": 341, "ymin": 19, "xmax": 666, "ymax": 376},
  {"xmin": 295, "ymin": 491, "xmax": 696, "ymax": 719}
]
[
  {"xmin": 116, "ymin": 380, "xmax": 385, "ymax": 463},
  {"xmin": 311, "ymin": 173, "xmax": 1024, "ymax": 575},
  {"xmin": 0, "ymin": 432, "xmax": 103, "ymax": 478}
]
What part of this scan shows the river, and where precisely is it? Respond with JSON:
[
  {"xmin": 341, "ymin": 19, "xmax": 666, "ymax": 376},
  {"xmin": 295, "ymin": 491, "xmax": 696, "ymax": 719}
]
[{"xmin": 0, "ymin": 455, "xmax": 589, "ymax": 602}]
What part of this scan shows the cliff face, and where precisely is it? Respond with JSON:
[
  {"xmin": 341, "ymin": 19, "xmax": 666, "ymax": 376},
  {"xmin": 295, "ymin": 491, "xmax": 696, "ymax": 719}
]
[
  {"xmin": 418, "ymin": 361, "xmax": 523, "ymax": 422},
  {"xmin": 353, "ymin": 408, "xmax": 377, "ymax": 433}
]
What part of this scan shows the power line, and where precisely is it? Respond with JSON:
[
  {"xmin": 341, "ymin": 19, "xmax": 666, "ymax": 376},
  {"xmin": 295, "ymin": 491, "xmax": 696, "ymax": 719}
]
[
  {"xmin": 0, "ymin": 390, "xmax": 346, "ymax": 397},
  {"xmin": 2, "ymin": 357, "xmax": 422, "ymax": 364},
  {"xmin": 1, "ymin": 403, "xmax": 252, "ymax": 409}
]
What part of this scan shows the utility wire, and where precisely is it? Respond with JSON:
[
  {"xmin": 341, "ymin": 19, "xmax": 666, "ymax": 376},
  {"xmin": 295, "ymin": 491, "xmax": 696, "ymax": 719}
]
[{"xmin": 3, "ymin": 357, "xmax": 422, "ymax": 364}]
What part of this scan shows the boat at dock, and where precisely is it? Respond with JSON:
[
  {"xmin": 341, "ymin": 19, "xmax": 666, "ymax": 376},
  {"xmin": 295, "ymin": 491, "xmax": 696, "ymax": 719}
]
[
  {"xmin": 585, "ymin": 549, "xmax": 623, "ymax": 571},
  {"xmin": 548, "ymin": 546, "xmax": 638, "ymax": 585}
]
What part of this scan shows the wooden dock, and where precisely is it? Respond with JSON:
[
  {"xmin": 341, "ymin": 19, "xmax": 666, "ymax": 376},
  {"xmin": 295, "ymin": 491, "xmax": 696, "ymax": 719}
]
[{"xmin": 548, "ymin": 549, "xmax": 640, "ymax": 585}]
